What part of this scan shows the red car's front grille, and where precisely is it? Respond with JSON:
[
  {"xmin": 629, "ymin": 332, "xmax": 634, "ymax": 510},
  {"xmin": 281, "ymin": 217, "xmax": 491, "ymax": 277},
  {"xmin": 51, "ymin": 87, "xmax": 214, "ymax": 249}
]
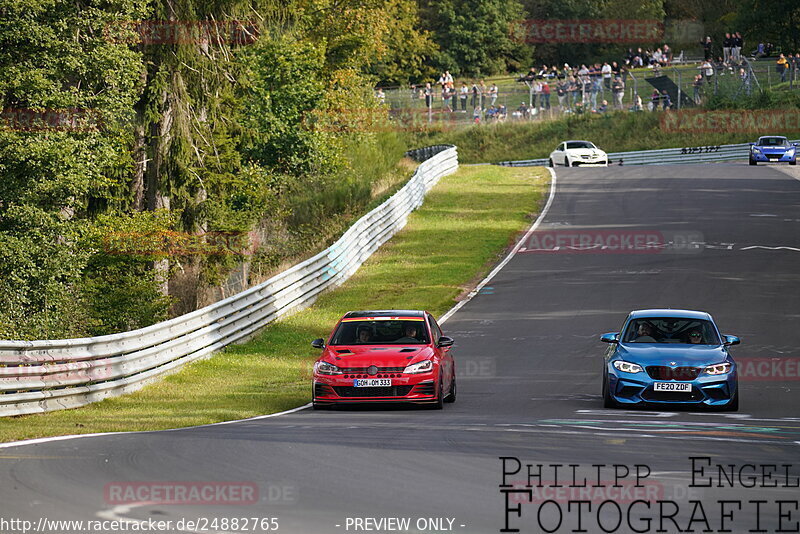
[
  {"xmin": 646, "ymin": 366, "xmax": 701, "ymax": 381},
  {"xmin": 340, "ymin": 367, "xmax": 406, "ymax": 373},
  {"xmin": 333, "ymin": 385, "xmax": 414, "ymax": 398}
]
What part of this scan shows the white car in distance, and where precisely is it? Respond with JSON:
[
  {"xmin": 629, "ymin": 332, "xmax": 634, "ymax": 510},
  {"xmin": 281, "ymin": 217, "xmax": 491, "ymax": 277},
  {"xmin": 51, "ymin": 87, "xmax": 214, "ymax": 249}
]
[{"xmin": 549, "ymin": 140, "xmax": 608, "ymax": 167}]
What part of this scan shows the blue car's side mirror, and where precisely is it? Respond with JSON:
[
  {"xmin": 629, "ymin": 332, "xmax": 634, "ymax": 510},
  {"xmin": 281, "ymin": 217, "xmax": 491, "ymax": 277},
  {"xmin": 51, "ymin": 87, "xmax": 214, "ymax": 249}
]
[
  {"xmin": 600, "ymin": 332, "xmax": 619, "ymax": 344},
  {"xmin": 723, "ymin": 335, "xmax": 740, "ymax": 346}
]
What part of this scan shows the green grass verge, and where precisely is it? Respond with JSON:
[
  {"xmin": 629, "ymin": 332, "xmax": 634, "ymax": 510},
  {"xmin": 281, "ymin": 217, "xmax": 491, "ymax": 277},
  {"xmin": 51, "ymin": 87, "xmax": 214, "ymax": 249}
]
[{"xmin": 0, "ymin": 165, "xmax": 548, "ymax": 443}]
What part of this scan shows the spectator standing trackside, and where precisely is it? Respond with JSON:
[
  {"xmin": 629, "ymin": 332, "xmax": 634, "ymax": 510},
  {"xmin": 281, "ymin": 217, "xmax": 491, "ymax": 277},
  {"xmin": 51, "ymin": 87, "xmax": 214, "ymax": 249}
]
[
  {"xmin": 777, "ymin": 54, "xmax": 788, "ymax": 83},
  {"xmin": 459, "ymin": 82, "xmax": 468, "ymax": 112},
  {"xmin": 590, "ymin": 77, "xmax": 600, "ymax": 111},
  {"xmin": 479, "ymin": 80, "xmax": 487, "ymax": 108},
  {"xmin": 692, "ymin": 74, "xmax": 703, "ymax": 104},
  {"xmin": 602, "ymin": 62, "xmax": 612, "ymax": 90},
  {"xmin": 723, "ymin": 33, "xmax": 732, "ymax": 65},
  {"xmin": 424, "ymin": 83, "xmax": 432, "ymax": 109},
  {"xmin": 568, "ymin": 76, "xmax": 579, "ymax": 109},
  {"xmin": 701, "ymin": 36, "xmax": 713, "ymax": 61},
  {"xmin": 556, "ymin": 79, "xmax": 567, "ymax": 111},
  {"xmin": 532, "ymin": 80, "xmax": 541, "ymax": 109},
  {"xmin": 470, "ymin": 81, "xmax": 478, "ymax": 109},
  {"xmin": 441, "ymin": 83, "xmax": 453, "ymax": 112},
  {"xmin": 701, "ymin": 59, "xmax": 714, "ymax": 81},
  {"xmin": 739, "ymin": 67, "xmax": 752, "ymax": 96},
  {"xmin": 375, "ymin": 87, "xmax": 385, "ymax": 105},
  {"xmin": 733, "ymin": 33, "xmax": 743, "ymax": 64},
  {"xmin": 490, "ymin": 83, "xmax": 498, "ymax": 106},
  {"xmin": 542, "ymin": 81, "xmax": 551, "ymax": 110},
  {"xmin": 611, "ymin": 76, "xmax": 624, "ymax": 109},
  {"xmin": 661, "ymin": 90, "xmax": 671, "ymax": 111}
]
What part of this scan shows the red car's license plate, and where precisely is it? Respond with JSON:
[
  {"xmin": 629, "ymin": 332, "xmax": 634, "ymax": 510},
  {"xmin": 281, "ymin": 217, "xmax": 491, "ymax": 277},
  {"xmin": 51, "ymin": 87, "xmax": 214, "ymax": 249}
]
[{"xmin": 353, "ymin": 378, "xmax": 392, "ymax": 387}]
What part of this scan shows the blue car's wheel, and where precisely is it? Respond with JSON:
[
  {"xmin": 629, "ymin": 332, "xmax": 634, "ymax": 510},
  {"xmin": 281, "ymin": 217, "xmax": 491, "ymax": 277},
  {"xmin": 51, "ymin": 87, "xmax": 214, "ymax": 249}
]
[
  {"xmin": 791, "ymin": 158, "xmax": 797, "ymax": 166},
  {"xmin": 602, "ymin": 377, "xmax": 617, "ymax": 408},
  {"xmin": 749, "ymin": 157, "xmax": 756, "ymax": 166}
]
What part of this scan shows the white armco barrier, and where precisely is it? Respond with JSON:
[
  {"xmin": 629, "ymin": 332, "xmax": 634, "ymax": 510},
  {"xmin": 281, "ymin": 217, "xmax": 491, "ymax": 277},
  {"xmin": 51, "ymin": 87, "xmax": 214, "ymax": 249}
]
[
  {"xmin": 497, "ymin": 140, "xmax": 800, "ymax": 167},
  {"xmin": 0, "ymin": 146, "xmax": 458, "ymax": 417}
]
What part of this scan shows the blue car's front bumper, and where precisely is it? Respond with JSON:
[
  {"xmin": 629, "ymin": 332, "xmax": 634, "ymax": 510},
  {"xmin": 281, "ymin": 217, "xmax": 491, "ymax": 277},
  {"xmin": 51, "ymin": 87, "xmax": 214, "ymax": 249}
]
[
  {"xmin": 607, "ymin": 365, "xmax": 737, "ymax": 407},
  {"xmin": 751, "ymin": 149, "xmax": 795, "ymax": 162}
]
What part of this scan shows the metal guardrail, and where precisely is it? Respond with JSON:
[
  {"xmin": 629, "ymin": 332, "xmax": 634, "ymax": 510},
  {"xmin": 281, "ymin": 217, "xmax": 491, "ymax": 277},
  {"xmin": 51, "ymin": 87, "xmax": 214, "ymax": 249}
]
[
  {"xmin": 497, "ymin": 140, "xmax": 800, "ymax": 167},
  {"xmin": 0, "ymin": 147, "xmax": 459, "ymax": 417}
]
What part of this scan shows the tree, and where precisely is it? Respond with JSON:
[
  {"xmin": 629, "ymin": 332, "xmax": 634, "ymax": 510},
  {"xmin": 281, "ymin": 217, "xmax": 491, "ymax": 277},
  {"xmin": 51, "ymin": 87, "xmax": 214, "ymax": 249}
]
[
  {"xmin": 363, "ymin": 0, "xmax": 438, "ymax": 85},
  {"xmin": 420, "ymin": 0, "xmax": 533, "ymax": 77}
]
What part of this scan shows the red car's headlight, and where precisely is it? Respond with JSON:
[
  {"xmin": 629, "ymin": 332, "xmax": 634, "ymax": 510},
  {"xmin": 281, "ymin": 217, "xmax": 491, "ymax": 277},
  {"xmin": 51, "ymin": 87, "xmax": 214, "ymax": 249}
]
[
  {"xmin": 314, "ymin": 361, "xmax": 342, "ymax": 375},
  {"xmin": 404, "ymin": 359, "xmax": 433, "ymax": 374}
]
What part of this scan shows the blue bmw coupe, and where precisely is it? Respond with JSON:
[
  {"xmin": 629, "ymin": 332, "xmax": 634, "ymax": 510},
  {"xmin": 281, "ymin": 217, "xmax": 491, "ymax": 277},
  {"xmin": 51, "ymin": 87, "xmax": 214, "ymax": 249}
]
[
  {"xmin": 749, "ymin": 136, "xmax": 797, "ymax": 165},
  {"xmin": 600, "ymin": 310, "xmax": 739, "ymax": 411}
]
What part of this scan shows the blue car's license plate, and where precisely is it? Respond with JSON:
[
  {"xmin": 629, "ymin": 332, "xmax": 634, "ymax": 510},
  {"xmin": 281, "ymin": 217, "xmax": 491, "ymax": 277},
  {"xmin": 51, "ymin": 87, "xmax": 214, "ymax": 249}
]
[{"xmin": 654, "ymin": 382, "xmax": 692, "ymax": 392}]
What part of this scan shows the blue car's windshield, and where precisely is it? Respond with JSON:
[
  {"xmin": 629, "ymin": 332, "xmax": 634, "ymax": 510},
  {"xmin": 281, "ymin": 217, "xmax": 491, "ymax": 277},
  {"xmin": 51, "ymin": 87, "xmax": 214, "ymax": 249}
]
[
  {"xmin": 623, "ymin": 318, "xmax": 720, "ymax": 345},
  {"xmin": 757, "ymin": 137, "xmax": 789, "ymax": 147}
]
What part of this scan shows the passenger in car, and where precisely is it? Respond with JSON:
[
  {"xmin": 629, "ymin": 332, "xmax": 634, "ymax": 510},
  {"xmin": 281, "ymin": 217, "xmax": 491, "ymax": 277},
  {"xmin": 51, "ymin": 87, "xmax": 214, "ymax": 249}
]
[{"xmin": 687, "ymin": 330, "xmax": 704, "ymax": 344}]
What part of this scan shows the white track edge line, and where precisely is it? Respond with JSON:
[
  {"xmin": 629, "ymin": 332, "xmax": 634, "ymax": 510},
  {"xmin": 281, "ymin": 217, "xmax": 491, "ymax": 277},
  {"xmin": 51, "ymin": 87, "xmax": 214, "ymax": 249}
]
[{"xmin": 1, "ymin": 166, "xmax": 558, "ymax": 449}]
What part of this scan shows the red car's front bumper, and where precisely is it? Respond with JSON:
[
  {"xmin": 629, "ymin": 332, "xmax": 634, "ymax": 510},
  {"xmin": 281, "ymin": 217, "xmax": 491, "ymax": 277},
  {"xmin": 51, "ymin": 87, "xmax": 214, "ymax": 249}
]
[{"xmin": 313, "ymin": 373, "xmax": 439, "ymax": 405}]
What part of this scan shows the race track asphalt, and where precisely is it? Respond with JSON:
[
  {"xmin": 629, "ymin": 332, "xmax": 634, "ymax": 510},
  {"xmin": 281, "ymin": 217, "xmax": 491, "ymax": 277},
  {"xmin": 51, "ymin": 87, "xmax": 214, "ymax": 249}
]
[{"xmin": 1, "ymin": 164, "xmax": 799, "ymax": 534}]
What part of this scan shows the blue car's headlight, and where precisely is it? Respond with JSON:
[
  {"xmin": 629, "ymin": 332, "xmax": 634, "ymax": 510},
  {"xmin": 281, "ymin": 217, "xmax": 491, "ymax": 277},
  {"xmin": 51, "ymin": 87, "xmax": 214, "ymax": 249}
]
[
  {"xmin": 752, "ymin": 147, "xmax": 761, "ymax": 153},
  {"xmin": 704, "ymin": 362, "xmax": 732, "ymax": 375},
  {"xmin": 613, "ymin": 360, "xmax": 643, "ymax": 373}
]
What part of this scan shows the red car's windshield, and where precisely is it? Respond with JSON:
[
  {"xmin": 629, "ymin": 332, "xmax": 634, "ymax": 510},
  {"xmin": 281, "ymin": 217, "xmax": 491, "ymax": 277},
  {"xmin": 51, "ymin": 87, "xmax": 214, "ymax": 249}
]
[{"xmin": 330, "ymin": 318, "xmax": 429, "ymax": 345}]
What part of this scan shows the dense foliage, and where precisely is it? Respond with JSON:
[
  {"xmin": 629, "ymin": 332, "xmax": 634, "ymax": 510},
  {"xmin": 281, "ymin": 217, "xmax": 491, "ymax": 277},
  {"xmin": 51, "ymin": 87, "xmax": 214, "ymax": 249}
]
[{"xmin": 0, "ymin": 0, "xmax": 794, "ymax": 340}]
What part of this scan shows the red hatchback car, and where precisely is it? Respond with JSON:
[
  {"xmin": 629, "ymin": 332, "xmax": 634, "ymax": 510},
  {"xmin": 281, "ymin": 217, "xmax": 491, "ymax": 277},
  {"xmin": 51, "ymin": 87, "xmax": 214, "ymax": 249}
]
[{"xmin": 311, "ymin": 310, "xmax": 456, "ymax": 409}]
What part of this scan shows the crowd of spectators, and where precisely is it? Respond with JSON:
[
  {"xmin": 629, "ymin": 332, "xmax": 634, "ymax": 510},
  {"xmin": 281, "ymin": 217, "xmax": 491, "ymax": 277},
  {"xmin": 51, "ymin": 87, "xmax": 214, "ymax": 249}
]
[{"xmin": 375, "ymin": 33, "xmax": 800, "ymax": 127}]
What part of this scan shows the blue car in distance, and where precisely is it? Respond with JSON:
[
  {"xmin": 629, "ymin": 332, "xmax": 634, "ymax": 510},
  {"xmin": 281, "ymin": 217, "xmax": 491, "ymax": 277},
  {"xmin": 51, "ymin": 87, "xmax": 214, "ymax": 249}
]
[
  {"xmin": 600, "ymin": 309, "xmax": 739, "ymax": 411},
  {"xmin": 749, "ymin": 136, "xmax": 797, "ymax": 165}
]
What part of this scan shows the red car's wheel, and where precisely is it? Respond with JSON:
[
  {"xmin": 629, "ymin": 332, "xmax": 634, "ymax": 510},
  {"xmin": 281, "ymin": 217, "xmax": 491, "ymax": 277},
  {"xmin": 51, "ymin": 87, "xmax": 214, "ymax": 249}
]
[
  {"xmin": 444, "ymin": 370, "xmax": 456, "ymax": 403},
  {"xmin": 428, "ymin": 371, "xmax": 444, "ymax": 410}
]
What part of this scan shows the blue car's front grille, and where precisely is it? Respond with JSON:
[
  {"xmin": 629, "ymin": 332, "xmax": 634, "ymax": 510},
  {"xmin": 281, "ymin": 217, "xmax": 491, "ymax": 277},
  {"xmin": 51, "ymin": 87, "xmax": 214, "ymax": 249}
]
[
  {"xmin": 642, "ymin": 389, "xmax": 704, "ymax": 402},
  {"xmin": 646, "ymin": 366, "xmax": 701, "ymax": 381}
]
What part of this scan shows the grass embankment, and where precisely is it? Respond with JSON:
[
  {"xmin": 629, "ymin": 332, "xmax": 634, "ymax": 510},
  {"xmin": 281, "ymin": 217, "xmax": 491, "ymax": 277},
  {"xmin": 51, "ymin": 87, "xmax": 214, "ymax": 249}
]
[
  {"xmin": 0, "ymin": 165, "xmax": 548, "ymax": 443},
  {"xmin": 413, "ymin": 111, "xmax": 768, "ymax": 164}
]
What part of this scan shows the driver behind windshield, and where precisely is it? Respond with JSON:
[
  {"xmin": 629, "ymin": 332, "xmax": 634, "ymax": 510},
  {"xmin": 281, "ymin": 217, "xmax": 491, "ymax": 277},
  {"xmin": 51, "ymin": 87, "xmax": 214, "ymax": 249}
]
[
  {"xmin": 634, "ymin": 322, "xmax": 657, "ymax": 342},
  {"xmin": 396, "ymin": 324, "xmax": 420, "ymax": 343}
]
